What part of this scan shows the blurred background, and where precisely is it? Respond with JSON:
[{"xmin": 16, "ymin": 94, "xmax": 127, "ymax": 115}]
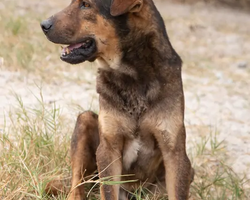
[{"xmin": 0, "ymin": 0, "xmax": 250, "ymax": 199}]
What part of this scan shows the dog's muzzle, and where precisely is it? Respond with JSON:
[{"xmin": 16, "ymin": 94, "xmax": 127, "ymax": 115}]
[{"xmin": 40, "ymin": 18, "xmax": 97, "ymax": 64}]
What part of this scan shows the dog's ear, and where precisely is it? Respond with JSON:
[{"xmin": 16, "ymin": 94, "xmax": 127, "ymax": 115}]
[{"xmin": 110, "ymin": 0, "xmax": 143, "ymax": 16}]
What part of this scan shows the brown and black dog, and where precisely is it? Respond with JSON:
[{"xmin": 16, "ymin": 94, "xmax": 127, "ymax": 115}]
[{"xmin": 41, "ymin": 0, "xmax": 194, "ymax": 199}]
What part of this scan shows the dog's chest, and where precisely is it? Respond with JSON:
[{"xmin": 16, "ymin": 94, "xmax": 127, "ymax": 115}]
[
  {"xmin": 97, "ymin": 70, "xmax": 148, "ymax": 118},
  {"xmin": 122, "ymin": 135, "xmax": 160, "ymax": 172},
  {"xmin": 123, "ymin": 139, "xmax": 141, "ymax": 170}
]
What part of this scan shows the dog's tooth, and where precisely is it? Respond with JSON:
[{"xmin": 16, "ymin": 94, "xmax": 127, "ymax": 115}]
[{"xmin": 66, "ymin": 47, "xmax": 70, "ymax": 55}]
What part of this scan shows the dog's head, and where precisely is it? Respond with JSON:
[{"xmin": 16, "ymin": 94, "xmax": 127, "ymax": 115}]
[{"xmin": 40, "ymin": 0, "xmax": 150, "ymax": 65}]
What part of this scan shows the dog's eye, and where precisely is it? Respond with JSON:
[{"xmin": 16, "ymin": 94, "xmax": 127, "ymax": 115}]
[{"xmin": 80, "ymin": 2, "xmax": 91, "ymax": 9}]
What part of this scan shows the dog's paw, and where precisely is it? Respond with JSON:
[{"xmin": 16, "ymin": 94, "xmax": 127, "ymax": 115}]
[{"xmin": 45, "ymin": 178, "xmax": 69, "ymax": 196}]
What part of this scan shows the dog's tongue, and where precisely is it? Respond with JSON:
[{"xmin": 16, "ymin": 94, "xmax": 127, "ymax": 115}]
[
  {"xmin": 68, "ymin": 43, "xmax": 83, "ymax": 51},
  {"xmin": 61, "ymin": 40, "xmax": 92, "ymax": 55},
  {"xmin": 62, "ymin": 43, "xmax": 83, "ymax": 54}
]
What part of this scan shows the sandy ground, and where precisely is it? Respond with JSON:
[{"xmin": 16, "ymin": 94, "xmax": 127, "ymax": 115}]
[{"xmin": 1, "ymin": 1, "xmax": 250, "ymax": 178}]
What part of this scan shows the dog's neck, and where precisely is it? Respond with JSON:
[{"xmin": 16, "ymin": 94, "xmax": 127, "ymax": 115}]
[
  {"xmin": 98, "ymin": 0, "xmax": 182, "ymax": 78},
  {"xmin": 96, "ymin": 1, "xmax": 182, "ymax": 108},
  {"xmin": 97, "ymin": 31, "xmax": 182, "ymax": 111}
]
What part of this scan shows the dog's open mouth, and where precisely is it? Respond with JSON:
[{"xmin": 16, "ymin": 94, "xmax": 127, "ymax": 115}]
[{"xmin": 60, "ymin": 38, "xmax": 97, "ymax": 64}]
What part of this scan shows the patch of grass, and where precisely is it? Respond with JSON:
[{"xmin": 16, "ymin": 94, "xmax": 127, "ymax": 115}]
[
  {"xmin": 0, "ymin": 6, "xmax": 53, "ymax": 72},
  {"xmin": 192, "ymin": 129, "xmax": 226, "ymax": 157},
  {"xmin": 191, "ymin": 161, "xmax": 248, "ymax": 199},
  {"xmin": 0, "ymin": 92, "xmax": 71, "ymax": 200},
  {"xmin": 1, "ymin": 92, "xmax": 249, "ymax": 199},
  {"xmin": 5, "ymin": 18, "xmax": 26, "ymax": 36},
  {"xmin": 190, "ymin": 130, "xmax": 249, "ymax": 200}
]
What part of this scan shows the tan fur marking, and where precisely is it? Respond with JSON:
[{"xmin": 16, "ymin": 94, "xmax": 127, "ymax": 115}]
[{"xmin": 79, "ymin": 14, "xmax": 122, "ymax": 69}]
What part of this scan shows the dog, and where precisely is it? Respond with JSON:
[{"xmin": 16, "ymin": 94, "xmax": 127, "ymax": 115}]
[{"xmin": 41, "ymin": 0, "xmax": 194, "ymax": 199}]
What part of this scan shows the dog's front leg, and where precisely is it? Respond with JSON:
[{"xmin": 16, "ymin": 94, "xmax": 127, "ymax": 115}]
[
  {"xmin": 97, "ymin": 138, "xmax": 123, "ymax": 200},
  {"xmin": 154, "ymin": 119, "xmax": 193, "ymax": 200},
  {"xmin": 96, "ymin": 111, "xmax": 124, "ymax": 200}
]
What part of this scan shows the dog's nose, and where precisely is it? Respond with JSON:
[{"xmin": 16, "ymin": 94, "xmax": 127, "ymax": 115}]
[{"xmin": 40, "ymin": 19, "xmax": 53, "ymax": 34}]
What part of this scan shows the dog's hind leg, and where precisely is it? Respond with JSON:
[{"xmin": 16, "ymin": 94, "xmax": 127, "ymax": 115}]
[{"xmin": 68, "ymin": 111, "xmax": 99, "ymax": 200}]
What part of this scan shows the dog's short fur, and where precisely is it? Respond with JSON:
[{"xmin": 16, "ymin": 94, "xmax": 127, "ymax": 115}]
[{"xmin": 41, "ymin": 0, "xmax": 194, "ymax": 199}]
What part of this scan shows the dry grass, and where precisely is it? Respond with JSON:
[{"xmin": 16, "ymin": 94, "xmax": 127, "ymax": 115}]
[
  {"xmin": 0, "ymin": 0, "xmax": 250, "ymax": 199},
  {"xmin": 0, "ymin": 92, "xmax": 71, "ymax": 200},
  {"xmin": 0, "ymin": 1, "xmax": 56, "ymax": 71},
  {"xmin": 1, "ymin": 93, "xmax": 249, "ymax": 199}
]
